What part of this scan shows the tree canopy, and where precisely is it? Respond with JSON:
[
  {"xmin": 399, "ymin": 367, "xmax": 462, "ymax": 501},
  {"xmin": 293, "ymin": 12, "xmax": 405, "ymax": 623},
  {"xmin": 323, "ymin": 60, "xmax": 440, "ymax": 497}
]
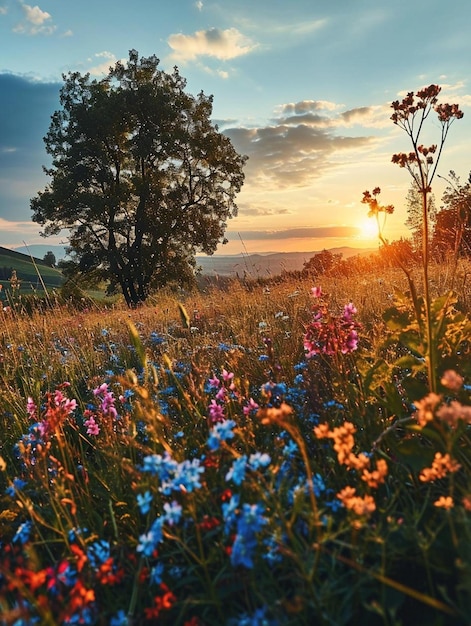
[{"xmin": 31, "ymin": 50, "xmax": 247, "ymax": 306}]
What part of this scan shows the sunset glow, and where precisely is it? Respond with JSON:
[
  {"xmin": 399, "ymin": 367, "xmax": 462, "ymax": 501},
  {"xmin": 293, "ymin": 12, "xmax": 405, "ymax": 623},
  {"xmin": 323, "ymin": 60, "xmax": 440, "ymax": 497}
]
[{"xmin": 1, "ymin": 1, "xmax": 471, "ymax": 255}]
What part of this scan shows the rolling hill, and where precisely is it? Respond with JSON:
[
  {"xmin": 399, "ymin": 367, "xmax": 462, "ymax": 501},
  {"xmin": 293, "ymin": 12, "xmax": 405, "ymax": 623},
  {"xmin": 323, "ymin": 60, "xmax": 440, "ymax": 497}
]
[{"xmin": 0, "ymin": 246, "xmax": 65, "ymax": 292}]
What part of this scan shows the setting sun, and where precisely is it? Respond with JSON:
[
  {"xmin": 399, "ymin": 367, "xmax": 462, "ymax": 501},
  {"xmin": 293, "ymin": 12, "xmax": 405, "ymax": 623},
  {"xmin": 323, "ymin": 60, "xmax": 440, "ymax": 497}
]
[{"xmin": 359, "ymin": 218, "xmax": 379, "ymax": 240}]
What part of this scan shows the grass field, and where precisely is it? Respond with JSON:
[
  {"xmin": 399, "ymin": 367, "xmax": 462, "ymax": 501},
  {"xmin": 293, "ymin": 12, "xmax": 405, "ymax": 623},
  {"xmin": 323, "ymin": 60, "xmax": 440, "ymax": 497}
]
[
  {"xmin": 0, "ymin": 260, "xmax": 470, "ymax": 625},
  {"xmin": 0, "ymin": 246, "xmax": 64, "ymax": 295}
]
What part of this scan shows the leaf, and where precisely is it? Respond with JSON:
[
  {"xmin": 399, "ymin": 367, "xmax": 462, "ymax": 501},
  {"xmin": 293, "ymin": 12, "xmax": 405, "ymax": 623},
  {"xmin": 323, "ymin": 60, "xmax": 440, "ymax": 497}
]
[
  {"xmin": 394, "ymin": 438, "xmax": 435, "ymax": 472},
  {"xmin": 127, "ymin": 321, "xmax": 147, "ymax": 368},
  {"xmin": 178, "ymin": 302, "xmax": 191, "ymax": 329},
  {"xmin": 382, "ymin": 306, "xmax": 412, "ymax": 331}
]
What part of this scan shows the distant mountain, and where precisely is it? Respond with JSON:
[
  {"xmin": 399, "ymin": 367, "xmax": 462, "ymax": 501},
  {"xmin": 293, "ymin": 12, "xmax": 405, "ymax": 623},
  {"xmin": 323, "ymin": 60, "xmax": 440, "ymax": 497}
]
[
  {"xmin": 195, "ymin": 247, "xmax": 375, "ymax": 277},
  {"xmin": 8, "ymin": 244, "xmax": 376, "ymax": 278}
]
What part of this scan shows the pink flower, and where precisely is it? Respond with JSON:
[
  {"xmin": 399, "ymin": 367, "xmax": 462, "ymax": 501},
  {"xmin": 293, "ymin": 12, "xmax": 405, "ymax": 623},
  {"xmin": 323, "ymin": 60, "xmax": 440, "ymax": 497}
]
[
  {"xmin": 84, "ymin": 416, "xmax": 100, "ymax": 436},
  {"xmin": 27, "ymin": 397, "xmax": 37, "ymax": 420},
  {"xmin": 243, "ymin": 398, "xmax": 259, "ymax": 416},
  {"xmin": 208, "ymin": 399, "xmax": 225, "ymax": 423}
]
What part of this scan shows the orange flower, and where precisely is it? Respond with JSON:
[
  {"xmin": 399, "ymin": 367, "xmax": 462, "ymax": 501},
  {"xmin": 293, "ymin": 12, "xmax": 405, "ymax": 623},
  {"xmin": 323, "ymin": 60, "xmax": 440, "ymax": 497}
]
[
  {"xmin": 414, "ymin": 393, "xmax": 442, "ymax": 427},
  {"xmin": 337, "ymin": 486, "xmax": 376, "ymax": 516},
  {"xmin": 434, "ymin": 496, "xmax": 454, "ymax": 510},
  {"xmin": 313, "ymin": 423, "xmax": 330, "ymax": 439},
  {"xmin": 361, "ymin": 458, "xmax": 388, "ymax": 488},
  {"xmin": 440, "ymin": 370, "xmax": 464, "ymax": 391},
  {"xmin": 419, "ymin": 453, "xmax": 461, "ymax": 482}
]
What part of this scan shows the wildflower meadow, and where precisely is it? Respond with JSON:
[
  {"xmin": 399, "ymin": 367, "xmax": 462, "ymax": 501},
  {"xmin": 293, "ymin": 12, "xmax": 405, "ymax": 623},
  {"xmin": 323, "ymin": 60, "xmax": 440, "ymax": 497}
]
[{"xmin": 1, "ymin": 86, "xmax": 471, "ymax": 625}]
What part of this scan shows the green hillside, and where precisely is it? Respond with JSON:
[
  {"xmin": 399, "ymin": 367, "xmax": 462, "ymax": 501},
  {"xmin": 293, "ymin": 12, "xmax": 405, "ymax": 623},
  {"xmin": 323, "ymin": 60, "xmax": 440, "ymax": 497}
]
[{"xmin": 0, "ymin": 246, "xmax": 65, "ymax": 293}]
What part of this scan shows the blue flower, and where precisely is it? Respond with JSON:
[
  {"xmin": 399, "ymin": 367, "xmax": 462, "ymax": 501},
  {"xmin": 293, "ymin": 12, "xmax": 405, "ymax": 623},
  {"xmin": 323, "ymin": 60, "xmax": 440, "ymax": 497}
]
[
  {"xmin": 87, "ymin": 539, "xmax": 110, "ymax": 568},
  {"xmin": 230, "ymin": 503, "xmax": 267, "ymax": 569},
  {"xmin": 230, "ymin": 533, "xmax": 258, "ymax": 568},
  {"xmin": 229, "ymin": 606, "xmax": 278, "ymax": 626},
  {"xmin": 226, "ymin": 456, "xmax": 247, "ymax": 485},
  {"xmin": 13, "ymin": 520, "xmax": 32, "ymax": 545},
  {"xmin": 163, "ymin": 500, "xmax": 182, "ymax": 526},
  {"xmin": 207, "ymin": 419, "xmax": 236, "ymax": 451},
  {"xmin": 150, "ymin": 562, "xmax": 164, "ymax": 585},
  {"xmin": 149, "ymin": 331, "xmax": 165, "ymax": 345},
  {"xmin": 136, "ymin": 517, "xmax": 164, "ymax": 557},
  {"xmin": 110, "ymin": 609, "xmax": 128, "ymax": 626},
  {"xmin": 137, "ymin": 490, "xmax": 153, "ymax": 515},
  {"xmin": 5, "ymin": 477, "xmax": 27, "ymax": 497},
  {"xmin": 222, "ymin": 494, "xmax": 240, "ymax": 534},
  {"xmin": 248, "ymin": 452, "xmax": 271, "ymax": 470}
]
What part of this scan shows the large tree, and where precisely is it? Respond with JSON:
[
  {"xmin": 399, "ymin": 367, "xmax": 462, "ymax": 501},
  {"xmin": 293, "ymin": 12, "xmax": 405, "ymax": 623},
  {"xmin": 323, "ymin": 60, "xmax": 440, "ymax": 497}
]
[{"xmin": 31, "ymin": 50, "xmax": 247, "ymax": 306}]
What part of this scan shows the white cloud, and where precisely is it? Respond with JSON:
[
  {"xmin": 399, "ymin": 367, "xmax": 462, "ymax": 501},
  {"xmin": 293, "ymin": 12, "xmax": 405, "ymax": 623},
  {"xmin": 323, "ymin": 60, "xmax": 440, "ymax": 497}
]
[
  {"xmin": 223, "ymin": 101, "xmax": 387, "ymax": 189},
  {"xmin": 195, "ymin": 1, "xmax": 203, "ymax": 10},
  {"xmin": 61, "ymin": 29, "xmax": 73, "ymax": 38},
  {"xmin": 167, "ymin": 27, "xmax": 257, "ymax": 63},
  {"xmin": 13, "ymin": 2, "xmax": 56, "ymax": 35},
  {"xmin": 0, "ymin": 6, "xmax": 8, "ymax": 15},
  {"xmin": 276, "ymin": 101, "xmax": 390, "ymax": 130},
  {"xmin": 86, "ymin": 51, "xmax": 118, "ymax": 76}
]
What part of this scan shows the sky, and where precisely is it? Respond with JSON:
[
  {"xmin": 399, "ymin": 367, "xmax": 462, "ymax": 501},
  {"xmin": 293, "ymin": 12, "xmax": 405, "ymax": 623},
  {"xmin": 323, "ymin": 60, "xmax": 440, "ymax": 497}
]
[{"xmin": 1, "ymin": 0, "xmax": 471, "ymax": 256}]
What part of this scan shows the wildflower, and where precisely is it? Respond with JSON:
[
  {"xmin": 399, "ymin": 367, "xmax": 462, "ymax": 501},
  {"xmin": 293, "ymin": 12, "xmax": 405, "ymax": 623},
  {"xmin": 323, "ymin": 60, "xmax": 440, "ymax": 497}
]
[
  {"xmin": 208, "ymin": 375, "xmax": 220, "ymax": 388},
  {"xmin": 137, "ymin": 490, "xmax": 153, "ymax": 515},
  {"xmin": 304, "ymin": 294, "xmax": 361, "ymax": 357},
  {"xmin": 248, "ymin": 452, "xmax": 271, "ymax": 470},
  {"xmin": 93, "ymin": 382, "xmax": 118, "ymax": 419},
  {"xmin": 27, "ymin": 397, "xmax": 37, "ymax": 419},
  {"xmin": 110, "ymin": 610, "xmax": 128, "ymax": 626},
  {"xmin": 231, "ymin": 533, "xmax": 259, "ymax": 568},
  {"xmin": 208, "ymin": 399, "xmax": 225, "ymax": 423},
  {"xmin": 361, "ymin": 458, "xmax": 388, "ymax": 488},
  {"xmin": 222, "ymin": 494, "xmax": 240, "ymax": 533},
  {"xmin": 13, "ymin": 520, "xmax": 33, "ymax": 544},
  {"xmin": 150, "ymin": 562, "xmax": 164, "ymax": 585},
  {"xmin": 436, "ymin": 400, "xmax": 471, "ymax": 428},
  {"xmin": 87, "ymin": 539, "xmax": 110, "ymax": 568},
  {"xmin": 434, "ymin": 496, "xmax": 454, "ymax": 510},
  {"xmin": 462, "ymin": 495, "xmax": 471, "ymax": 511},
  {"xmin": 243, "ymin": 398, "xmax": 259, "ymax": 416},
  {"xmin": 137, "ymin": 518, "xmax": 164, "ymax": 556},
  {"xmin": 419, "ymin": 452, "xmax": 461, "ymax": 482},
  {"xmin": 414, "ymin": 393, "xmax": 442, "ymax": 427},
  {"xmin": 207, "ymin": 419, "xmax": 236, "ymax": 451},
  {"xmin": 84, "ymin": 415, "xmax": 100, "ymax": 436},
  {"xmin": 230, "ymin": 503, "xmax": 267, "ymax": 569},
  {"xmin": 168, "ymin": 458, "xmax": 205, "ymax": 493},
  {"xmin": 5, "ymin": 477, "xmax": 28, "ymax": 496},
  {"xmin": 441, "ymin": 369, "xmax": 464, "ymax": 391},
  {"xmin": 163, "ymin": 500, "xmax": 183, "ymax": 526},
  {"xmin": 226, "ymin": 456, "xmax": 247, "ymax": 485},
  {"xmin": 222, "ymin": 368, "xmax": 235, "ymax": 384},
  {"xmin": 337, "ymin": 487, "xmax": 376, "ymax": 516}
]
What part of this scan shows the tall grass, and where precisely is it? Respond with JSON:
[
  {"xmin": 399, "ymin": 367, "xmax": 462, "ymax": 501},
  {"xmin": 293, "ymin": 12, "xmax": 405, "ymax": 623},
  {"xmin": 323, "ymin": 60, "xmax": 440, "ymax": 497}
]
[{"xmin": 0, "ymin": 258, "xmax": 470, "ymax": 625}]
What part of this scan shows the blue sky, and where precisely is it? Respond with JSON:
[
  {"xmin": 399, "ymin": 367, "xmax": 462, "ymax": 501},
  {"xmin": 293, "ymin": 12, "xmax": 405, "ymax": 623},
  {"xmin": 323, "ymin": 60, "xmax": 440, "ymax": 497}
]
[{"xmin": 1, "ymin": 0, "xmax": 471, "ymax": 255}]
